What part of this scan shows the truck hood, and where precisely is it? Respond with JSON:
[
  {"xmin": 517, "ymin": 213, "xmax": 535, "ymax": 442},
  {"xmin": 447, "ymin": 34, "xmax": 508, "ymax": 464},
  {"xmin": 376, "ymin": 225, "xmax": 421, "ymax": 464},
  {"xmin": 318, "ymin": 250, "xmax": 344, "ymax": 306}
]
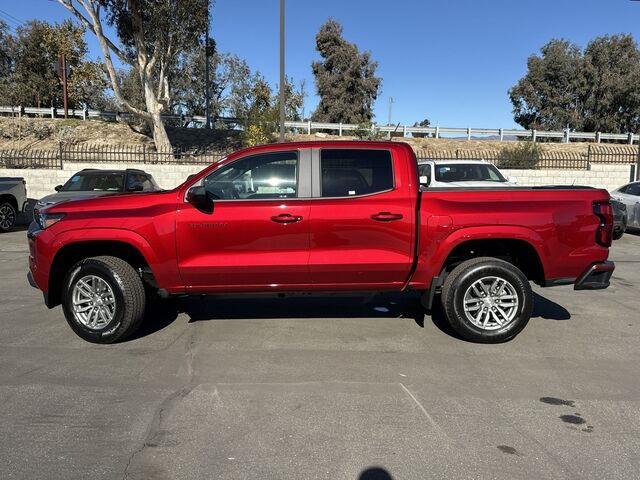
[
  {"xmin": 43, "ymin": 189, "xmax": 174, "ymax": 214},
  {"xmin": 36, "ymin": 191, "xmax": 117, "ymax": 208}
]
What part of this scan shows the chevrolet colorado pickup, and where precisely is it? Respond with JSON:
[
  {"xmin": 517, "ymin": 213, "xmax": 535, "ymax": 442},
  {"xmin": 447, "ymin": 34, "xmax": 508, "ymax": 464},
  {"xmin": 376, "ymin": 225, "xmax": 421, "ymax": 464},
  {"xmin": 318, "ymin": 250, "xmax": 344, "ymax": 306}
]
[{"xmin": 27, "ymin": 141, "xmax": 615, "ymax": 344}]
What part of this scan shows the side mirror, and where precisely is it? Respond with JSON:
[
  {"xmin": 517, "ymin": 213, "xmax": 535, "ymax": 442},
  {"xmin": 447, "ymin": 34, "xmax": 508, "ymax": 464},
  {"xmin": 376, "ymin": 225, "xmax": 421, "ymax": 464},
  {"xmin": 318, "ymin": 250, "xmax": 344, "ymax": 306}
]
[
  {"xmin": 127, "ymin": 183, "xmax": 144, "ymax": 192},
  {"xmin": 186, "ymin": 186, "xmax": 213, "ymax": 213},
  {"xmin": 54, "ymin": 185, "xmax": 62, "ymax": 192},
  {"xmin": 507, "ymin": 176, "xmax": 518, "ymax": 185}
]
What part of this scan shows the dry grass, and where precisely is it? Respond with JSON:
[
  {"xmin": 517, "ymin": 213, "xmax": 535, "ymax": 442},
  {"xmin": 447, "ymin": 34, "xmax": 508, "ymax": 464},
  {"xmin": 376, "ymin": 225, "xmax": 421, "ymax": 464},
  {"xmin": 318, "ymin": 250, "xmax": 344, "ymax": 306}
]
[
  {"xmin": 0, "ymin": 117, "xmax": 636, "ymax": 158},
  {"xmin": 287, "ymin": 132, "xmax": 638, "ymax": 156}
]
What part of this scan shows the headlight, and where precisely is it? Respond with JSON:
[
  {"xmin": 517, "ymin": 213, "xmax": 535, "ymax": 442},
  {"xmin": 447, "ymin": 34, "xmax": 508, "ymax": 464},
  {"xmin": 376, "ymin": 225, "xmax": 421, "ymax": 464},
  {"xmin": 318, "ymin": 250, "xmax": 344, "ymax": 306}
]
[
  {"xmin": 35, "ymin": 212, "xmax": 66, "ymax": 229},
  {"xmin": 35, "ymin": 200, "xmax": 55, "ymax": 209}
]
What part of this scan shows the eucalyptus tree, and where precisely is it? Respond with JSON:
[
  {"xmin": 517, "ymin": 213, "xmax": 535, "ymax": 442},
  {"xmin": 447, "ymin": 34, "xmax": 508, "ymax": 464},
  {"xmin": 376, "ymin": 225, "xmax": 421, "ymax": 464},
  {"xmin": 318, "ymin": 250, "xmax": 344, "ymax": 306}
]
[{"xmin": 57, "ymin": 0, "xmax": 209, "ymax": 150}]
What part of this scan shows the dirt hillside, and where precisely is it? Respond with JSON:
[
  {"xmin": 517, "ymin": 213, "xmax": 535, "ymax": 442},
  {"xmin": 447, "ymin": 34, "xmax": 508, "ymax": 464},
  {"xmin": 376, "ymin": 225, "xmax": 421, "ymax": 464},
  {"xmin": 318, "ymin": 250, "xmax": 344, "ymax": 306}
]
[{"xmin": 0, "ymin": 116, "xmax": 637, "ymax": 157}]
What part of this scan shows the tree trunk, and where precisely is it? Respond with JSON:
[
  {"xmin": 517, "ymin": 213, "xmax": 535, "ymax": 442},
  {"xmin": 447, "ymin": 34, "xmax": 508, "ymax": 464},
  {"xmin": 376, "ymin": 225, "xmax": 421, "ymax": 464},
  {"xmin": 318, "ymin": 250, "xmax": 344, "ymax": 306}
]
[
  {"xmin": 142, "ymin": 79, "xmax": 172, "ymax": 154},
  {"xmin": 150, "ymin": 110, "xmax": 172, "ymax": 152}
]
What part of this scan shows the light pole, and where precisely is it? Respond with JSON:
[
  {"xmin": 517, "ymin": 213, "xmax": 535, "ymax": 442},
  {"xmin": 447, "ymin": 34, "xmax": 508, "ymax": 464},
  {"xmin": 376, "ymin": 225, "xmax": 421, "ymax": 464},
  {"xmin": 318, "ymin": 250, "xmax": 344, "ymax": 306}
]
[
  {"xmin": 279, "ymin": 0, "xmax": 286, "ymax": 142},
  {"xmin": 204, "ymin": 0, "xmax": 211, "ymax": 129}
]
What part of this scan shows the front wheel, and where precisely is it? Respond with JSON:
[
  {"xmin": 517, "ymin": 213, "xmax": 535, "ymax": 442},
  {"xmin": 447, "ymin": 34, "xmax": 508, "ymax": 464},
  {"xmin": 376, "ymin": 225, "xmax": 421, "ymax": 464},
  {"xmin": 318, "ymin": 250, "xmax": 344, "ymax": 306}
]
[
  {"xmin": 62, "ymin": 256, "xmax": 146, "ymax": 343},
  {"xmin": 441, "ymin": 257, "xmax": 533, "ymax": 343}
]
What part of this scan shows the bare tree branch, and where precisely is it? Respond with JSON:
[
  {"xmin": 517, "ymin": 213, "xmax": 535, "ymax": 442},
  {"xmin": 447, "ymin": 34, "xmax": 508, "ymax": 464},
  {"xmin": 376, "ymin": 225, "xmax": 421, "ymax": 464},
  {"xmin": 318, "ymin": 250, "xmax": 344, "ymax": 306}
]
[
  {"xmin": 64, "ymin": 0, "xmax": 150, "ymax": 119},
  {"xmin": 56, "ymin": 0, "xmax": 132, "ymax": 67}
]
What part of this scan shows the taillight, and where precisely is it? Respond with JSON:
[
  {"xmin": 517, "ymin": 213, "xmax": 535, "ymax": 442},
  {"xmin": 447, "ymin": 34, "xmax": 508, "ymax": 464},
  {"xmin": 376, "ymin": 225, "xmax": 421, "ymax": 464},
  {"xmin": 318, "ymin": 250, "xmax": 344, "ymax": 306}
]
[{"xmin": 593, "ymin": 201, "xmax": 613, "ymax": 247}]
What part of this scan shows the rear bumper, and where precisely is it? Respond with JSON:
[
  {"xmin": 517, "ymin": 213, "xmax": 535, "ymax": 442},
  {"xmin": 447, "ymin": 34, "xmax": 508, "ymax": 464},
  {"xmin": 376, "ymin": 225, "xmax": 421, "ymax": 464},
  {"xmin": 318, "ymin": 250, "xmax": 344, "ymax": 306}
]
[{"xmin": 574, "ymin": 261, "xmax": 615, "ymax": 291}]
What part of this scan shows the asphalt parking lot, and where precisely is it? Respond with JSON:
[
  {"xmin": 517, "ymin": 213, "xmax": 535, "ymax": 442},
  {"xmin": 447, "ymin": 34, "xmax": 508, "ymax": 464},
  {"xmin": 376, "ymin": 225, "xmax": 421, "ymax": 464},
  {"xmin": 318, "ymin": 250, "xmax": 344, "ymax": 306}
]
[{"xmin": 1, "ymin": 228, "xmax": 639, "ymax": 480}]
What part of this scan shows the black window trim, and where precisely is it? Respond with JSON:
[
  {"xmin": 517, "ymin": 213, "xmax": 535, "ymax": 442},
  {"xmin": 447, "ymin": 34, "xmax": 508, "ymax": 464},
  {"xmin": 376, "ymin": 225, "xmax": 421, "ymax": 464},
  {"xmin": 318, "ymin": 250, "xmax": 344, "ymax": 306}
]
[
  {"xmin": 313, "ymin": 147, "xmax": 396, "ymax": 200},
  {"xmin": 185, "ymin": 149, "xmax": 308, "ymax": 203}
]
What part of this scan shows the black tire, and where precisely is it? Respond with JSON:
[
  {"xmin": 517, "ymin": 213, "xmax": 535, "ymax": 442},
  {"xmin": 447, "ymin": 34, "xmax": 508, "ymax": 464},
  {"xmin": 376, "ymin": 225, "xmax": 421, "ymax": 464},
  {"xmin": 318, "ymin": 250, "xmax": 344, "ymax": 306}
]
[
  {"xmin": 61, "ymin": 256, "xmax": 146, "ymax": 344},
  {"xmin": 0, "ymin": 201, "xmax": 17, "ymax": 233},
  {"xmin": 441, "ymin": 257, "xmax": 533, "ymax": 343},
  {"xmin": 613, "ymin": 227, "xmax": 624, "ymax": 241}
]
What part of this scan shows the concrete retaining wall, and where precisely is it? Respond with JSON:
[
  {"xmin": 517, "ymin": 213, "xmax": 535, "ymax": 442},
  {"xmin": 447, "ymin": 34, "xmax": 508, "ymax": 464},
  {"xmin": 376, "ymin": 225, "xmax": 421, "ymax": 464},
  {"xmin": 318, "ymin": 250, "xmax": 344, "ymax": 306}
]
[
  {"xmin": 1, "ymin": 161, "xmax": 634, "ymax": 202},
  {"xmin": 1, "ymin": 162, "xmax": 208, "ymax": 200},
  {"xmin": 506, "ymin": 163, "xmax": 633, "ymax": 191}
]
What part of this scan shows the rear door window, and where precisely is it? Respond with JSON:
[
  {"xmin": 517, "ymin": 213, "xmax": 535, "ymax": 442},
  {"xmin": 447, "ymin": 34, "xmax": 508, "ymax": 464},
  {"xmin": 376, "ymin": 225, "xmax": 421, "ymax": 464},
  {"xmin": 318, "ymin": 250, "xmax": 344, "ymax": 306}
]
[{"xmin": 320, "ymin": 149, "xmax": 393, "ymax": 198}]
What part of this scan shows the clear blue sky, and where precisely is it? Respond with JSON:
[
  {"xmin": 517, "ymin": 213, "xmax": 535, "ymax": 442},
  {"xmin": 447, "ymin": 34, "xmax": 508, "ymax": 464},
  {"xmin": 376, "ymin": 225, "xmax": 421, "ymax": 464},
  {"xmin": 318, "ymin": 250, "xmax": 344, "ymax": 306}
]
[{"xmin": 3, "ymin": 0, "xmax": 640, "ymax": 128}]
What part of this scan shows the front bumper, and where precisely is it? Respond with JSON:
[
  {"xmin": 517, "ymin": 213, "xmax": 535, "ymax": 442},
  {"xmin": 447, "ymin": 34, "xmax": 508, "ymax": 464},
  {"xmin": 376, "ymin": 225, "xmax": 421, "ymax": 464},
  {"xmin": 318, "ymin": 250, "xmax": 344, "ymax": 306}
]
[{"xmin": 574, "ymin": 261, "xmax": 615, "ymax": 290}]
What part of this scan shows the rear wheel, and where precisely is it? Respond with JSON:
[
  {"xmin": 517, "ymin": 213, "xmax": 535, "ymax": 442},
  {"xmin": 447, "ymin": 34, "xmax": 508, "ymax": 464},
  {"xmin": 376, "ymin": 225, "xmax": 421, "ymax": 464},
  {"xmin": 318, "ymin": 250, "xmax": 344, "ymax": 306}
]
[
  {"xmin": 0, "ymin": 201, "xmax": 17, "ymax": 232},
  {"xmin": 441, "ymin": 257, "xmax": 533, "ymax": 343},
  {"xmin": 62, "ymin": 256, "xmax": 146, "ymax": 343}
]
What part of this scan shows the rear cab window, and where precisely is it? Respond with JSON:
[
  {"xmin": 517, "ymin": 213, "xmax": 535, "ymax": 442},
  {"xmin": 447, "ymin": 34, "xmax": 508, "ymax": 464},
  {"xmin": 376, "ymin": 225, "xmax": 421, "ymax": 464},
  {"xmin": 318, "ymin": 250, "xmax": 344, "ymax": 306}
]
[{"xmin": 320, "ymin": 149, "xmax": 393, "ymax": 198}]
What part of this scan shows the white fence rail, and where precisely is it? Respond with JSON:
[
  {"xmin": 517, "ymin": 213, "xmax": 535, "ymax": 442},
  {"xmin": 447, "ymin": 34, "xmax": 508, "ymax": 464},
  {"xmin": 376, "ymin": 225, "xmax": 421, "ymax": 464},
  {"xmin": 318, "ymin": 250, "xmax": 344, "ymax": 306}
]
[{"xmin": 1, "ymin": 105, "xmax": 638, "ymax": 145}]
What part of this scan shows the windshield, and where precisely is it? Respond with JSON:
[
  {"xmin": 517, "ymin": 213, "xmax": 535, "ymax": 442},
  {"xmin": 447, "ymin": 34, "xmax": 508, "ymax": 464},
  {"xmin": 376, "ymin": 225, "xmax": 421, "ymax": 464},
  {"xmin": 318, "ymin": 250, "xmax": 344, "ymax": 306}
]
[
  {"xmin": 61, "ymin": 172, "xmax": 125, "ymax": 192},
  {"xmin": 434, "ymin": 164, "xmax": 507, "ymax": 183}
]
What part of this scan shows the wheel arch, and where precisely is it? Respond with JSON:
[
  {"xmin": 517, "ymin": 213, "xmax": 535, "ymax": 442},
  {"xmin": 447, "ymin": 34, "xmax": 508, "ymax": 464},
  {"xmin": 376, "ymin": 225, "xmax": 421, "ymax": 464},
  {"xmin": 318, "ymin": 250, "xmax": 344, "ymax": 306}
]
[
  {"xmin": 47, "ymin": 237, "xmax": 156, "ymax": 308},
  {"xmin": 439, "ymin": 237, "xmax": 545, "ymax": 284},
  {"xmin": 0, "ymin": 194, "xmax": 18, "ymax": 211}
]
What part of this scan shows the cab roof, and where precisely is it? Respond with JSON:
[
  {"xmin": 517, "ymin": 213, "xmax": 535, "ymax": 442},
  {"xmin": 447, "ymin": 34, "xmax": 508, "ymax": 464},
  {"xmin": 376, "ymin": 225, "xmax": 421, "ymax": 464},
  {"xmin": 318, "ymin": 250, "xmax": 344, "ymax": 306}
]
[{"xmin": 226, "ymin": 140, "xmax": 415, "ymax": 161}]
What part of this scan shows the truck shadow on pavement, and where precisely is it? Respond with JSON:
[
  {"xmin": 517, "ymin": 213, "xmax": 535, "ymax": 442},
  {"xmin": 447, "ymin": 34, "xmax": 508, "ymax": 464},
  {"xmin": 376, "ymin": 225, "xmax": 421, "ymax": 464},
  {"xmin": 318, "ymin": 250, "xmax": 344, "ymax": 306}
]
[{"xmin": 131, "ymin": 291, "xmax": 570, "ymax": 342}]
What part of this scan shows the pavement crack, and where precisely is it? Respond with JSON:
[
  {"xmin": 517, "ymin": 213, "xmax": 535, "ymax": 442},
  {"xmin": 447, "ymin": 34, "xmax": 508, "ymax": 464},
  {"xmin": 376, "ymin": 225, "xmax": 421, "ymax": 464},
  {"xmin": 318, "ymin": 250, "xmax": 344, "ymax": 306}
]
[
  {"xmin": 122, "ymin": 324, "xmax": 201, "ymax": 479},
  {"xmin": 121, "ymin": 385, "xmax": 196, "ymax": 480},
  {"xmin": 399, "ymin": 383, "xmax": 452, "ymax": 443}
]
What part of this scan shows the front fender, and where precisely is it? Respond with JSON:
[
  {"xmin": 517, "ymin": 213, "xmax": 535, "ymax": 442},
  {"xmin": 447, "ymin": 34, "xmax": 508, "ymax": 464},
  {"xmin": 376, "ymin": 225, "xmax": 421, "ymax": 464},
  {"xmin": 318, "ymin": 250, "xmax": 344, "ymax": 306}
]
[{"xmin": 49, "ymin": 227, "xmax": 183, "ymax": 293}]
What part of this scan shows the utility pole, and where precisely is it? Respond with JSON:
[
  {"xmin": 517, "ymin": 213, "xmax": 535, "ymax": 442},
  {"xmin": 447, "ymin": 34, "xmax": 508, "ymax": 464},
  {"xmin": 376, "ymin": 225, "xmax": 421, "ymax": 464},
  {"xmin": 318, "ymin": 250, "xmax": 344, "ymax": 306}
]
[
  {"xmin": 387, "ymin": 97, "xmax": 393, "ymax": 126},
  {"xmin": 59, "ymin": 54, "xmax": 68, "ymax": 119},
  {"xmin": 636, "ymin": 136, "xmax": 640, "ymax": 180},
  {"xmin": 279, "ymin": 0, "xmax": 286, "ymax": 142},
  {"xmin": 204, "ymin": 0, "xmax": 211, "ymax": 129}
]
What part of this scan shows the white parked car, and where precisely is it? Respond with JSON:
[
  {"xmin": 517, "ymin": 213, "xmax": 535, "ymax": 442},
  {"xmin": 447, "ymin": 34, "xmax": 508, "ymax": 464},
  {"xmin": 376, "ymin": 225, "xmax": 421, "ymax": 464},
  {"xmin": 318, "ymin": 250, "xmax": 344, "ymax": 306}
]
[
  {"xmin": 0, "ymin": 177, "xmax": 28, "ymax": 232},
  {"xmin": 610, "ymin": 181, "xmax": 640, "ymax": 230},
  {"xmin": 418, "ymin": 160, "xmax": 516, "ymax": 188}
]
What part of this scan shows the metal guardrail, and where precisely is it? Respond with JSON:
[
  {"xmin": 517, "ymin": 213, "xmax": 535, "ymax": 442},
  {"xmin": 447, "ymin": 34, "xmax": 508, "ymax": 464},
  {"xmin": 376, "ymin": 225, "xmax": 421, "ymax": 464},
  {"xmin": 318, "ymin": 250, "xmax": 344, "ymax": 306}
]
[{"xmin": 1, "ymin": 105, "xmax": 639, "ymax": 145}]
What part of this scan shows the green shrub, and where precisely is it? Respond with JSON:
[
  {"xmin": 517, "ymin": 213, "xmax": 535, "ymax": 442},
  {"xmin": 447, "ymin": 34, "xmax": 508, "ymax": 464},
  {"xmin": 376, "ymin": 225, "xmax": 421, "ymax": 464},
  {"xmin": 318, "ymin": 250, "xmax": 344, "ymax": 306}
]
[
  {"xmin": 31, "ymin": 123, "xmax": 53, "ymax": 140},
  {"xmin": 55, "ymin": 125, "xmax": 78, "ymax": 145},
  {"xmin": 353, "ymin": 123, "xmax": 386, "ymax": 141},
  {"xmin": 241, "ymin": 123, "xmax": 275, "ymax": 147},
  {"xmin": 497, "ymin": 141, "xmax": 543, "ymax": 169},
  {"xmin": 0, "ymin": 125, "xmax": 11, "ymax": 140}
]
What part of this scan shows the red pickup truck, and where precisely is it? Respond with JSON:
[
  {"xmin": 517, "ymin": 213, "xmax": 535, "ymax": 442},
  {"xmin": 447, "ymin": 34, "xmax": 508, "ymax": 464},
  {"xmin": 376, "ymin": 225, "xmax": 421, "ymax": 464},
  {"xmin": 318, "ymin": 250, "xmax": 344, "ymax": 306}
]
[{"xmin": 27, "ymin": 141, "xmax": 614, "ymax": 344}]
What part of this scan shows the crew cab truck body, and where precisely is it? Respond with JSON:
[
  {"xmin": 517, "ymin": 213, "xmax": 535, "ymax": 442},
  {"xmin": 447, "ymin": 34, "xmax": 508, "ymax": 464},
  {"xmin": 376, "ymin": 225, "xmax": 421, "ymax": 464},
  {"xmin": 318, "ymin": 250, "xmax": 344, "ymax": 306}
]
[{"xmin": 27, "ymin": 141, "xmax": 614, "ymax": 344}]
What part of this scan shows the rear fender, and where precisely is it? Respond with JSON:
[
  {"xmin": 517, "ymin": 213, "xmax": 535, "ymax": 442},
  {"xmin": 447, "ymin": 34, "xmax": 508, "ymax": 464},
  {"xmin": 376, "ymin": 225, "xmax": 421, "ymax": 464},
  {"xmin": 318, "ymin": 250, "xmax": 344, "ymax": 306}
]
[{"xmin": 411, "ymin": 225, "xmax": 548, "ymax": 288}]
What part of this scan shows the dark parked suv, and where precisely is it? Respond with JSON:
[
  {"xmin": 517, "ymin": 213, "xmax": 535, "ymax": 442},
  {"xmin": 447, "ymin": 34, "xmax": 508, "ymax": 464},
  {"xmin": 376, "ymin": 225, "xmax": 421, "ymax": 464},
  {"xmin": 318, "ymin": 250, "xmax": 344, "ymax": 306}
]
[{"xmin": 35, "ymin": 168, "xmax": 160, "ymax": 211}]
